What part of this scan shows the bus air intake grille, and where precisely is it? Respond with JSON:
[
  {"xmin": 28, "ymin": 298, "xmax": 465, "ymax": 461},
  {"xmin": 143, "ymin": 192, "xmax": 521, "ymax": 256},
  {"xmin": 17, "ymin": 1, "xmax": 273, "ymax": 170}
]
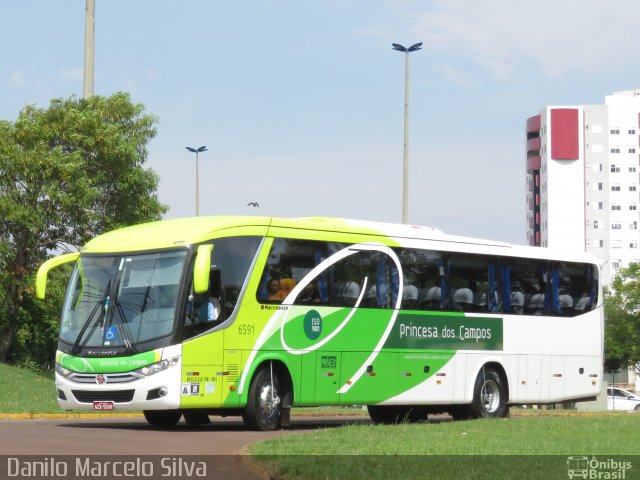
[
  {"xmin": 227, "ymin": 364, "xmax": 239, "ymax": 381},
  {"xmin": 72, "ymin": 390, "xmax": 135, "ymax": 403}
]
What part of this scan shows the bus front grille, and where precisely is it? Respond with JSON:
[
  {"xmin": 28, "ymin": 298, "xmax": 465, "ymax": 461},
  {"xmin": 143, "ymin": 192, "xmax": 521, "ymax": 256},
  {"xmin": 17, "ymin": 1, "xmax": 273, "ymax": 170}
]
[{"xmin": 71, "ymin": 390, "xmax": 135, "ymax": 403}]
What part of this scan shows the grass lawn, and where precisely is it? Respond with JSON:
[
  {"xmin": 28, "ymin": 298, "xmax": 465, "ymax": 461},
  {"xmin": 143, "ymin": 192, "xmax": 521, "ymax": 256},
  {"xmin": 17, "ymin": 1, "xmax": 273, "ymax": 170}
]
[
  {"xmin": 0, "ymin": 363, "xmax": 66, "ymax": 414},
  {"xmin": 250, "ymin": 415, "xmax": 640, "ymax": 480}
]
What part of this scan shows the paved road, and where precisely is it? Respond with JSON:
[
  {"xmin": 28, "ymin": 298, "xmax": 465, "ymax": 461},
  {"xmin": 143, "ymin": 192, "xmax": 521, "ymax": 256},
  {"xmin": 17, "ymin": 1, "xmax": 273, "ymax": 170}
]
[{"xmin": 0, "ymin": 415, "xmax": 369, "ymax": 479}]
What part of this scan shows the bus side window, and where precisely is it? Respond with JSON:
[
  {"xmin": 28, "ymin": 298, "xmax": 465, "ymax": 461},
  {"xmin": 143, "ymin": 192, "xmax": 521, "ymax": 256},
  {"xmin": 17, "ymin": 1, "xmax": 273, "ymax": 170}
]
[
  {"xmin": 552, "ymin": 261, "xmax": 594, "ymax": 317},
  {"xmin": 399, "ymin": 249, "xmax": 444, "ymax": 311},
  {"xmin": 447, "ymin": 253, "xmax": 497, "ymax": 313},
  {"xmin": 257, "ymin": 238, "xmax": 328, "ymax": 305}
]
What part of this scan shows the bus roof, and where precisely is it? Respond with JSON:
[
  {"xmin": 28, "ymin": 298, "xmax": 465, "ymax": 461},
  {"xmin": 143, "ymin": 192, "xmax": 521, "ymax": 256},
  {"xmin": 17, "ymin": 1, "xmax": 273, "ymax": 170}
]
[{"xmin": 81, "ymin": 216, "xmax": 598, "ymax": 265}]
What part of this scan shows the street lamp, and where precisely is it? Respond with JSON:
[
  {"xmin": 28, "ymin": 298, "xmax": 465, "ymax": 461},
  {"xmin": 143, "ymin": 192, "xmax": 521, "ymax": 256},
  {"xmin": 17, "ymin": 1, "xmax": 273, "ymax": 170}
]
[
  {"xmin": 83, "ymin": 0, "xmax": 95, "ymax": 98},
  {"xmin": 392, "ymin": 42, "xmax": 422, "ymax": 224},
  {"xmin": 185, "ymin": 145, "xmax": 208, "ymax": 216}
]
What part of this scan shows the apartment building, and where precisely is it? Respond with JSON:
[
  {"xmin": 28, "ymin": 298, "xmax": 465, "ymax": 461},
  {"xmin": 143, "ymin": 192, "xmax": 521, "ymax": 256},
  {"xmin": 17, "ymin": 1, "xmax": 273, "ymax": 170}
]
[{"xmin": 526, "ymin": 89, "xmax": 640, "ymax": 284}]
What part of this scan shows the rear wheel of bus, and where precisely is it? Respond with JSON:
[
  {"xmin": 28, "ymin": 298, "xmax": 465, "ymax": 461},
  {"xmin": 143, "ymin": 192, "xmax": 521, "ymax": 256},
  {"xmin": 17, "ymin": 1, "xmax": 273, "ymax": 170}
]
[
  {"xmin": 242, "ymin": 366, "xmax": 283, "ymax": 431},
  {"xmin": 143, "ymin": 409, "xmax": 182, "ymax": 427},
  {"xmin": 469, "ymin": 367, "xmax": 508, "ymax": 419}
]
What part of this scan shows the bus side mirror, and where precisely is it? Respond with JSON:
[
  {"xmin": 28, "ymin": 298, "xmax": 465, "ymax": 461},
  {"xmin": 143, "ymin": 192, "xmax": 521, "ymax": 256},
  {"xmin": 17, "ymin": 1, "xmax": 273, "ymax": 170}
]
[
  {"xmin": 193, "ymin": 244, "xmax": 213, "ymax": 294},
  {"xmin": 36, "ymin": 252, "xmax": 80, "ymax": 299}
]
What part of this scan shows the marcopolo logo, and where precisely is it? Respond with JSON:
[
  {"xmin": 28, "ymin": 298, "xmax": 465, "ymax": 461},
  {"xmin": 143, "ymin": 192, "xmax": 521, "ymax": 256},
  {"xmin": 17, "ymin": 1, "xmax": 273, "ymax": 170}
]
[
  {"xmin": 303, "ymin": 310, "xmax": 322, "ymax": 340},
  {"xmin": 567, "ymin": 456, "xmax": 632, "ymax": 479}
]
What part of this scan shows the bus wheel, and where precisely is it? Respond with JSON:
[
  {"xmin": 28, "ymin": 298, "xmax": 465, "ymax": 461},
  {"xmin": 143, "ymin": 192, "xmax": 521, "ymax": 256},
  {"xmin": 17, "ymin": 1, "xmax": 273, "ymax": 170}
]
[
  {"xmin": 367, "ymin": 406, "xmax": 424, "ymax": 424},
  {"xmin": 469, "ymin": 368, "xmax": 508, "ymax": 419},
  {"xmin": 143, "ymin": 409, "xmax": 182, "ymax": 427},
  {"xmin": 243, "ymin": 366, "xmax": 282, "ymax": 431}
]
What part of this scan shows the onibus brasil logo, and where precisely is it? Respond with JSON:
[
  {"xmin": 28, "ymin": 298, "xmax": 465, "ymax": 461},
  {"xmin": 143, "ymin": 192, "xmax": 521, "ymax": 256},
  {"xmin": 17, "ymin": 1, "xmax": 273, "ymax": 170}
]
[{"xmin": 567, "ymin": 456, "xmax": 632, "ymax": 479}]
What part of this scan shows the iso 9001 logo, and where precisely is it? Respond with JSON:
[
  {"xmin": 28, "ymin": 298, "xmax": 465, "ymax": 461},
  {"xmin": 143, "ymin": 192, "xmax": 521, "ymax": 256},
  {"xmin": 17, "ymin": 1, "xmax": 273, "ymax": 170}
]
[{"xmin": 567, "ymin": 456, "xmax": 632, "ymax": 479}]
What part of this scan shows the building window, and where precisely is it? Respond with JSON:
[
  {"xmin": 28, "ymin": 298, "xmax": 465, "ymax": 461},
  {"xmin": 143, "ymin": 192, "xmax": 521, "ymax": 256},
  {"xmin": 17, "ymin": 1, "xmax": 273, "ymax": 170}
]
[
  {"xmin": 593, "ymin": 220, "xmax": 598, "ymax": 228},
  {"xmin": 612, "ymin": 260, "xmax": 621, "ymax": 269},
  {"xmin": 611, "ymin": 147, "xmax": 621, "ymax": 154},
  {"xmin": 630, "ymin": 166, "xmax": 637, "ymax": 173},
  {"xmin": 611, "ymin": 164, "xmax": 620, "ymax": 172},
  {"xmin": 611, "ymin": 129, "xmax": 620, "ymax": 134},
  {"xmin": 612, "ymin": 223, "xmax": 622, "ymax": 229},
  {"xmin": 631, "ymin": 242, "xmax": 638, "ymax": 249},
  {"xmin": 611, "ymin": 185, "xmax": 621, "ymax": 191},
  {"xmin": 630, "ymin": 148, "xmax": 636, "ymax": 154},
  {"xmin": 631, "ymin": 221, "xmax": 638, "ymax": 230},
  {"xmin": 598, "ymin": 183, "xmax": 603, "ymax": 190},
  {"xmin": 599, "ymin": 202, "xmax": 604, "ymax": 210},
  {"xmin": 612, "ymin": 205, "xmax": 621, "ymax": 210},
  {"xmin": 630, "ymin": 205, "xmax": 637, "ymax": 211},
  {"xmin": 630, "ymin": 186, "xmax": 637, "ymax": 191},
  {"xmin": 599, "ymin": 240, "xmax": 605, "ymax": 247},
  {"xmin": 629, "ymin": 129, "xmax": 636, "ymax": 135}
]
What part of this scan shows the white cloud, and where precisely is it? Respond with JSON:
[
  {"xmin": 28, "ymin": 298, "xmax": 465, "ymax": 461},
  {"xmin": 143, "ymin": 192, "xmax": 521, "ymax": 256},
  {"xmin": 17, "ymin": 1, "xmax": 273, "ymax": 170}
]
[{"xmin": 403, "ymin": 0, "xmax": 640, "ymax": 79}]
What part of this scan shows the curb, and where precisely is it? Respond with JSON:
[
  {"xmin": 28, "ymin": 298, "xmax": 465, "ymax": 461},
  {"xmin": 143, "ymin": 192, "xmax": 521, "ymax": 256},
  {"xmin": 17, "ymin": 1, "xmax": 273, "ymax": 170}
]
[{"xmin": 0, "ymin": 413, "xmax": 144, "ymax": 420}]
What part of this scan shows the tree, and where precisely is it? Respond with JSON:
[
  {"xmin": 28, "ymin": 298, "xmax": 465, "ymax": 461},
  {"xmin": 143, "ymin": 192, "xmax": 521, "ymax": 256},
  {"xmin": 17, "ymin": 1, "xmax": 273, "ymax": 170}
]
[
  {"xmin": 604, "ymin": 263, "xmax": 640, "ymax": 374},
  {"xmin": 0, "ymin": 93, "xmax": 167, "ymax": 364}
]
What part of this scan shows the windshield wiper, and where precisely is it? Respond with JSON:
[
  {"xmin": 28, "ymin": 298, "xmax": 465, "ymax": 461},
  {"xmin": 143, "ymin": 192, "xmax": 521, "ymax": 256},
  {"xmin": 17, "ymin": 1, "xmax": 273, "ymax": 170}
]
[
  {"xmin": 105, "ymin": 277, "xmax": 138, "ymax": 354},
  {"xmin": 71, "ymin": 280, "xmax": 111, "ymax": 355}
]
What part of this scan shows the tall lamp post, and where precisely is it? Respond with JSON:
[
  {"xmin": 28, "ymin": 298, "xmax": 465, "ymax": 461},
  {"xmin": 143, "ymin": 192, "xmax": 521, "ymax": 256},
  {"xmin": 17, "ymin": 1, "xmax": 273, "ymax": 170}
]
[
  {"xmin": 392, "ymin": 42, "xmax": 422, "ymax": 224},
  {"xmin": 83, "ymin": 0, "xmax": 95, "ymax": 98},
  {"xmin": 185, "ymin": 146, "xmax": 208, "ymax": 216}
]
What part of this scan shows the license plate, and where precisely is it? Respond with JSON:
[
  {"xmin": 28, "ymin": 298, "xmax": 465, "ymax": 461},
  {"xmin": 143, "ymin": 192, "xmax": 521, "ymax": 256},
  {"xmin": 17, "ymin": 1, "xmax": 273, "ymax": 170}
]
[{"xmin": 93, "ymin": 401, "xmax": 115, "ymax": 411}]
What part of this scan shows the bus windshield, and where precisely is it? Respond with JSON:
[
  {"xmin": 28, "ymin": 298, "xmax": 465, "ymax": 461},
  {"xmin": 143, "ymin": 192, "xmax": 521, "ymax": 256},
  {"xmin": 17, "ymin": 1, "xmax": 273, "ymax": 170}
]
[{"xmin": 60, "ymin": 250, "xmax": 187, "ymax": 351}]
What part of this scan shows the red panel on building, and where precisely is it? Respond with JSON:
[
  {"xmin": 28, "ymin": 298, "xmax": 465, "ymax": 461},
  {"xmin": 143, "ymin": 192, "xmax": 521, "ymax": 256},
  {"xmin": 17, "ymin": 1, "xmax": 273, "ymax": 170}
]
[
  {"xmin": 527, "ymin": 136, "xmax": 541, "ymax": 152},
  {"xmin": 550, "ymin": 108, "xmax": 579, "ymax": 160},
  {"xmin": 527, "ymin": 155, "xmax": 541, "ymax": 170},
  {"xmin": 527, "ymin": 115, "xmax": 541, "ymax": 133}
]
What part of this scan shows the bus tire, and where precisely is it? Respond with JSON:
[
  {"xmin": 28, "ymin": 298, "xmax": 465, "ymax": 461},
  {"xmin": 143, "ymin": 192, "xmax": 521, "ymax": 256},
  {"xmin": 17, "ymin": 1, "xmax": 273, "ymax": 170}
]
[
  {"xmin": 367, "ymin": 405, "xmax": 424, "ymax": 424},
  {"xmin": 242, "ymin": 366, "xmax": 282, "ymax": 431},
  {"xmin": 143, "ymin": 409, "xmax": 182, "ymax": 427},
  {"xmin": 469, "ymin": 367, "xmax": 508, "ymax": 419}
]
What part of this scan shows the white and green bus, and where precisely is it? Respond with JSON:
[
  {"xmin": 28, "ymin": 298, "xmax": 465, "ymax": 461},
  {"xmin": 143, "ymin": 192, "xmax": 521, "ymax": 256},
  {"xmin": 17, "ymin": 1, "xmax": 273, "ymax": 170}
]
[{"xmin": 36, "ymin": 216, "xmax": 603, "ymax": 430}]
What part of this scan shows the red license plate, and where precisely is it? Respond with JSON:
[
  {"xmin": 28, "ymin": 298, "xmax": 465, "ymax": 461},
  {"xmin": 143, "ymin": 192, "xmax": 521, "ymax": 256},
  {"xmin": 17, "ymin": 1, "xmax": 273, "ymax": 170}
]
[{"xmin": 93, "ymin": 401, "xmax": 115, "ymax": 411}]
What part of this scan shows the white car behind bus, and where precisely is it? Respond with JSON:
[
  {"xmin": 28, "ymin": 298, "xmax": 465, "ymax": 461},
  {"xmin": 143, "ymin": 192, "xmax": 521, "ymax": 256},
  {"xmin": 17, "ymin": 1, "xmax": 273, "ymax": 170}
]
[{"xmin": 607, "ymin": 387, "xmax": 640, "ymax": 412}]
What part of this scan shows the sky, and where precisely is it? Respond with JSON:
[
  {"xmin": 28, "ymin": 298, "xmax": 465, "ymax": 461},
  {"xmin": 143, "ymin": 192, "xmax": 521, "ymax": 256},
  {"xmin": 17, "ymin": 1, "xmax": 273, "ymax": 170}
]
[{"xmin": 2, "ymin": 0, "xmax": 640, "ymax": 245}]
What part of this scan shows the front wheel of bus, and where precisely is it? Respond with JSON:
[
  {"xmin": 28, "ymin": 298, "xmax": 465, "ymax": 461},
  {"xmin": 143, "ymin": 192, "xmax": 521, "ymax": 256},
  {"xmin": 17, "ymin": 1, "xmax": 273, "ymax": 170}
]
[
  {"xmin": 243, "ymin": 367, "xmax": 282, "ymax": 431},
  {"xmin": 469, "ymin": 368, "xmax": 508, "ymax": 419},
  {"xmin": 143, "ymin": 409, "xmax": 182, "ymax": 428}
]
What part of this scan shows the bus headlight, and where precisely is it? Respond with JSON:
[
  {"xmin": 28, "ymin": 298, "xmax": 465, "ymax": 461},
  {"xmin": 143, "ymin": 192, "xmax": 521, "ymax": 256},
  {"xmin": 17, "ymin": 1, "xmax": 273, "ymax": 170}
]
[
  {"xmin": 55, "ymin": 364, "xmax": 72, "ymax": 377},
  {"xmin": 135, "ymin": 357, "xmax": 179, "ymax": 377}
]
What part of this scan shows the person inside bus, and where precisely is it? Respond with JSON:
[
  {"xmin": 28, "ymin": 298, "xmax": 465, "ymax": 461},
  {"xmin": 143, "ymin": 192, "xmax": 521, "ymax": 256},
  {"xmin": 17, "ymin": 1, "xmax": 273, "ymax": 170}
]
[
  {"xmin": 509, "ymin": 280, "xmax": 525, "ymax": 314},
  {"xmin": 280, "ymin": 278, "xmax": 297, "ymax": 298},
  {"xmin": 333, "ymin": 277, "xmax": 360, "ymax": 306},
  {"xmin": 298, "ymin": 280, "xmax": 321, "ymax": 304},
  {"xmin": 267, "ymin": 277, "xmax": 282, "ymax": 300},
  {"xmin": 207, "ymin": 295, "xmax": 221, "ymax": 321}
]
